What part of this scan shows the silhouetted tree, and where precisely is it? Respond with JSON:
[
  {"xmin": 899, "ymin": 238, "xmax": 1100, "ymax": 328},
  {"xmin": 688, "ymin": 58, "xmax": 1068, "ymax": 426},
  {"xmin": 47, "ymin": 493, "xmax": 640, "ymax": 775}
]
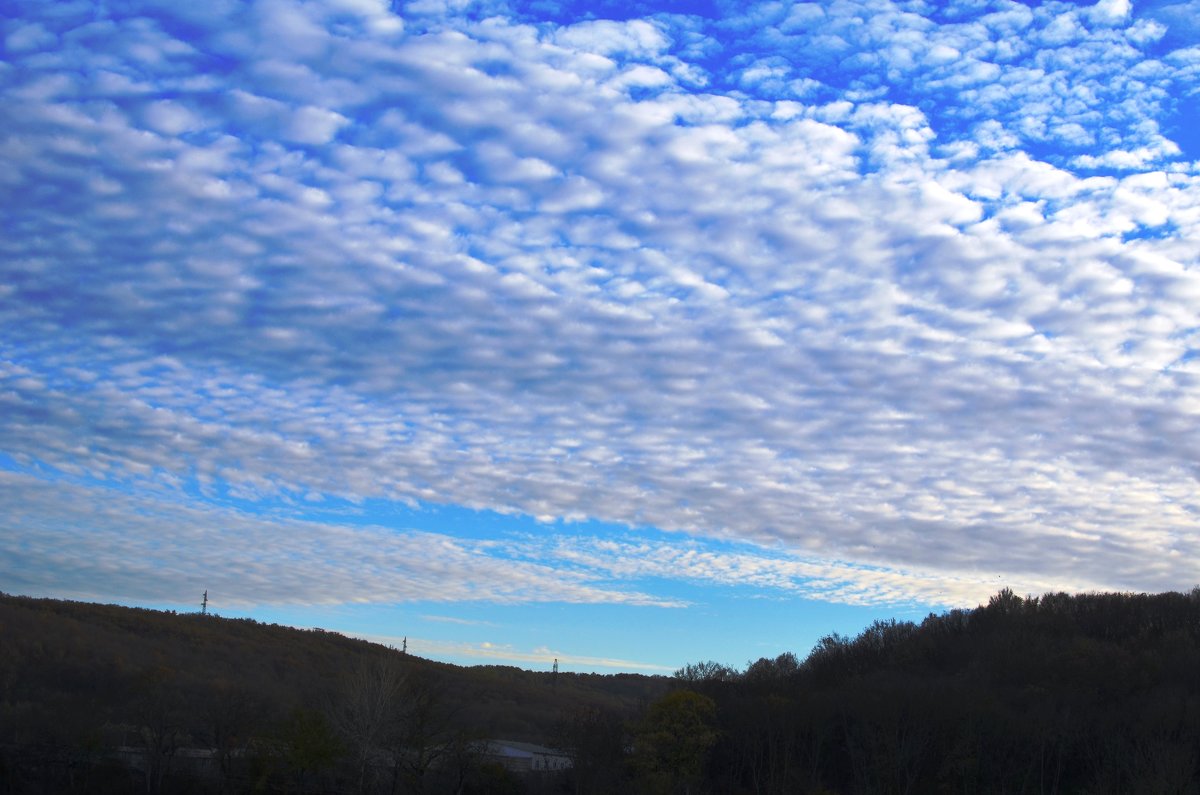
[
  {"xmin": 331, "ymin": 655, "xmax": 407, "ymax": 793},
  {"xmin": 278, "ymin": 707, "xmax": 344, "ymax": 794},
  {"xmin": 130, "ymin": 666, "xmax": 187, "ymax": 795},
  {"xmin": 553, "ymin": 705, "xmax": 630, "ymax": 795}
]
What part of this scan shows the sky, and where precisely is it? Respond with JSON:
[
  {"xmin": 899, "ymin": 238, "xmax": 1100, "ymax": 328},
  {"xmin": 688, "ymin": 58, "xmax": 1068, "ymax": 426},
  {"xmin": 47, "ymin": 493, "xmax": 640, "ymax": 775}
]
[{"xmin": 2, "ymin": 0, "xmax": 1199, "ymax": 674}]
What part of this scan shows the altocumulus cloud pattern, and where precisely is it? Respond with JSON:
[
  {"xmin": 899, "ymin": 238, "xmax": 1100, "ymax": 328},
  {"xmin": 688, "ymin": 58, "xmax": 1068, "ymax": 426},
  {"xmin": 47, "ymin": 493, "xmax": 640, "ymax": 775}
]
[{"xmin": 2, "ymin": 0, "xmax": 1200, "ymax": 617}]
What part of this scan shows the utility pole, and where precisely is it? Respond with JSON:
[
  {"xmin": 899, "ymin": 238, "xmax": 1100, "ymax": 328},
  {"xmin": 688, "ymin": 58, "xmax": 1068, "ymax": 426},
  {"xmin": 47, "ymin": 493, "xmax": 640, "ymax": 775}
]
[{"xmin": 201, "ymin": 590, "xmax": 208, "ymax": 615}]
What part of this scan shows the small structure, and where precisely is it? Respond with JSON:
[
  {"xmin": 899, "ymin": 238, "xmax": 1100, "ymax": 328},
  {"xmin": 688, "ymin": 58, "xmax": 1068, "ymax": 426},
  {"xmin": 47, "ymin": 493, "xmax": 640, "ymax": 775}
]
[{"xmin": 481, "ymin": 740, "xmax": 572, "ymax": 773}]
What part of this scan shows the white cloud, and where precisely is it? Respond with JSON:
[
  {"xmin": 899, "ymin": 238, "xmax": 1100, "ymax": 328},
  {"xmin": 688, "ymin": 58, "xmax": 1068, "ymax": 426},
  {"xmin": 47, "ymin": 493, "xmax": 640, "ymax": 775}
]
[
  {"xmin": 284, "ymin": 105, "xmax": 349, "ymax": 145},
  {"xmin": 0, "ymin": 470, "xmax": 682, "ymax": 608},
  {"xmin": 142, "ymin": 100, "xmax": 205, "ymax": 136},
  {"xmin": 1, "ymin": 0, "xmax": 1199, "ymax": 615},
  {"xmin": 554, "ymin": 19, "xmax": 670, "ymax": 58},
  {"xmin": 1089, "ymin": 0, "xmax": 1132, "ymax": 25},
  {"xmin": 5, "ymin": 22, "xmax": 56, "ymax": 53},
  {"xmin": 354, "ymin": 631, "xmax": 675, "ymax": 672}
]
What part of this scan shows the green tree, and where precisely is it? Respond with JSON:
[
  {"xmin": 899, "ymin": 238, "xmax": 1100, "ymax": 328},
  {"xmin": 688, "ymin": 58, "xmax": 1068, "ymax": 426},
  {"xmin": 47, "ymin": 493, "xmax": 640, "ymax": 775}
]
[{"xmin": 634, "ymin": 689, "xmax": 718, "ymax": 795}]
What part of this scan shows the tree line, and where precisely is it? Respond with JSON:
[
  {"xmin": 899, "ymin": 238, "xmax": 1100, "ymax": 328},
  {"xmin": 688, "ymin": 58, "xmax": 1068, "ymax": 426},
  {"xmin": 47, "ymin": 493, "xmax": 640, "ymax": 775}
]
[
  {"xmin": 4, "ymin": 588, "xmax": 1200, "ymax": 793},
  {"xmin": 0, "ymin": 592, "xmax": 662, "ymax": 794},
  {"xmin": 648, "ymin": 588, "xmax": 1200, "ymax": 794}
]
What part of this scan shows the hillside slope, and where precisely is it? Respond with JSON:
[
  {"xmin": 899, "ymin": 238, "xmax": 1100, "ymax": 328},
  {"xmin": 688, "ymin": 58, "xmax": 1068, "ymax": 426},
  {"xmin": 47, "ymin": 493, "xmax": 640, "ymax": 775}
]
[{"xmin": 0, "ymin": 592, "xmax": 665, "ymax": 793}]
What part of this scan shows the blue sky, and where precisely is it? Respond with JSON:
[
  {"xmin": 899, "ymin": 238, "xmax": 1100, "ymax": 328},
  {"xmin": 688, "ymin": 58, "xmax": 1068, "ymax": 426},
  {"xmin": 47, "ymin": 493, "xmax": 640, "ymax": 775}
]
[{"xmin": 2, "ymin": 0, "xmax": 1199, "ymax": 674}]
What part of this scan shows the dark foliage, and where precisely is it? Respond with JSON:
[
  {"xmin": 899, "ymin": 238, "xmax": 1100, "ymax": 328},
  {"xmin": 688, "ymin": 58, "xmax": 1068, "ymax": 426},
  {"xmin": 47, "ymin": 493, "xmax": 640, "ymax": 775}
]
[
  {"xmin": 679, "ymin": 587, "xmax": 1200, "ymax": 794},
  {"xmin": 5, "ymin": 588, "xmax": 1200, "ymax": 793},
  {"xmin": 0, "ymin": 592, "xmax": 665, "ymax": 794}
]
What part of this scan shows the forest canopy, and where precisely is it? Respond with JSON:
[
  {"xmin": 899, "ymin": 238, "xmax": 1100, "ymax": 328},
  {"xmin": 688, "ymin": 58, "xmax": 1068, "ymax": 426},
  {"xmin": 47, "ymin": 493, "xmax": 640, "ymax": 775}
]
[{"xmin": 3, "ymin": 588, "xmax": 1200, "ymax": 793}]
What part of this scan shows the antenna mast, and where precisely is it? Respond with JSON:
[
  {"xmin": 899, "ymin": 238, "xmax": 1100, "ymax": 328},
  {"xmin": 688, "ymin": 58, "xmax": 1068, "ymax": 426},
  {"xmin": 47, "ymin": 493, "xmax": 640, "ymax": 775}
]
[{"xmin": 201, "ymin": 590, "xmax": 208, "ymax": 615}]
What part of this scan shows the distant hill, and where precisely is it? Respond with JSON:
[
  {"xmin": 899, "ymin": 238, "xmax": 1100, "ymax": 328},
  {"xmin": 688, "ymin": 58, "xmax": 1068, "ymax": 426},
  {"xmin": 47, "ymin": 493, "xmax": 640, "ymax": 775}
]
[
  {"xmin": 6, "ymin": 588, "xmax": 1200, "ymax": 794},
  {"xmin": 0, "ymin": 591, "xmax": 666, "ymax": 793}
]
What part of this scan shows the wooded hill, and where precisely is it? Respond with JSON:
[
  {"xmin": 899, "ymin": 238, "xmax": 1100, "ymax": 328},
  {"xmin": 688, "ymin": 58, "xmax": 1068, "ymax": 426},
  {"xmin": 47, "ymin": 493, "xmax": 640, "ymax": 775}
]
[
  {"xmin": 0, "ymin": 592, "xmax": 665, "ymax": 794},
  {"xmin": 4, "ymin": 588, "xmax": 1200, "ymax": 794},
  {"xmin": 679, "ymin": 587, "xmax": 1200, "ymax": 795}
]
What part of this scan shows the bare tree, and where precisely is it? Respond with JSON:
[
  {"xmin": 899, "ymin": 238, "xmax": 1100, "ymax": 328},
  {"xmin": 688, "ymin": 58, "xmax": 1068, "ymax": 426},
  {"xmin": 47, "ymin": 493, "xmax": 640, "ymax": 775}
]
[{"xmin": 330, "ymin": 655, "xmax": 406, "ymax": 794}]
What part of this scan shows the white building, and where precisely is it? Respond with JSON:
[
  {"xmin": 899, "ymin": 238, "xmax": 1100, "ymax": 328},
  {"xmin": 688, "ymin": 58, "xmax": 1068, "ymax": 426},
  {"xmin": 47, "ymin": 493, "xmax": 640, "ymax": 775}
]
[{"xmin": 482, "ymin": 740, "xmax": 572, "ymax": 773}]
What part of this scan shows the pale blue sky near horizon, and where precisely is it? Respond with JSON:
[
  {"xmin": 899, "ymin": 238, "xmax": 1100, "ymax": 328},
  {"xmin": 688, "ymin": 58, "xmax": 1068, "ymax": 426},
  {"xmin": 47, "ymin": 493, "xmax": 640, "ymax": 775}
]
[{"xmin": 3, "ymin": 0, "xmax": 1200, "ymax": 673}]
